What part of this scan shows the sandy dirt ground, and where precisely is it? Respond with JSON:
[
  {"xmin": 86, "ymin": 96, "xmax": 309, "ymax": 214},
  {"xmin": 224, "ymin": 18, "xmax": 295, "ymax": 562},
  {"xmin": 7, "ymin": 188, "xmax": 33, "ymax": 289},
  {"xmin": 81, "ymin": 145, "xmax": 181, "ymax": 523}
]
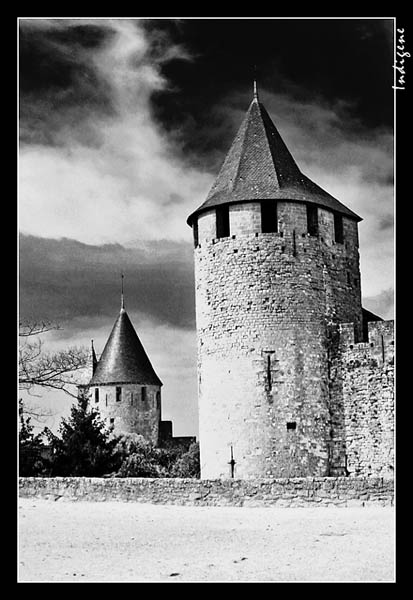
[{"xmin": 18, "ymin": 498, "xmax": 395, "ymax": 583}]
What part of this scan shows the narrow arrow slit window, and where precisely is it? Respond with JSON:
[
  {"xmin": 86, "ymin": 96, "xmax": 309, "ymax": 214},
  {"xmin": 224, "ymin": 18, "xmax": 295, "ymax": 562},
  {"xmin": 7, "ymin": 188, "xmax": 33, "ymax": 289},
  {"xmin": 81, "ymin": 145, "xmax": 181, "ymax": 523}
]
[{"xmin": 307, "ymin": 204, "xmax": 318, "ymax": 236}]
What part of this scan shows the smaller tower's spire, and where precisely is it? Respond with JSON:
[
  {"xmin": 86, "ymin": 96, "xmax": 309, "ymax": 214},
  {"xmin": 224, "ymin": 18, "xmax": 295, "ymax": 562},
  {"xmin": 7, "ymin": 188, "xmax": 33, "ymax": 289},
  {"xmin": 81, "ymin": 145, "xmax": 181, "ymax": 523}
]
[
  {"xmin": 121, "ymin": 272, "xmax": 125, "ymax": 312},
  {"xmin": 91, "ymin": 339, "xmax": 97, "ymax": 375}
]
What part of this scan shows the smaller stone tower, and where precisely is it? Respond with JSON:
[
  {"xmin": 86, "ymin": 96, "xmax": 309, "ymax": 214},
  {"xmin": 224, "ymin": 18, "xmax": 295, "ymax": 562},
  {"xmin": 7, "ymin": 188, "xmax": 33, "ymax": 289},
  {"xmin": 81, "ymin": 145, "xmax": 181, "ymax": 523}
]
[{"xmin": 88, "ymin": 280, "xmax": 163, "ymax": 445}]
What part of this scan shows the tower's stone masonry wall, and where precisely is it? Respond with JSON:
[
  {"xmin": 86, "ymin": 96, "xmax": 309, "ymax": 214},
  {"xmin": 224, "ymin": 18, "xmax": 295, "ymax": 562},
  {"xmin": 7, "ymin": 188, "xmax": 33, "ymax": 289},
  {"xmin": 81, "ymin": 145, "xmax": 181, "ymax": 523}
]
[
  {"xmin": 194, "ymin": 201, "xmax": 363, "ymax": 479},
  {"xmin": 320, "ymin": 212, "xmax": 362, "ymax": 336},
  {"xmin": 88, "ymin": 384, "xmax": 161, "ymax": 445},
  {"xmin": 331, "ymin": 321, "xmax": 395, "ymax": 477},
  {"xmin": 229, "ymin": 202, "xmax": 262, "ymax": 235},
  {"xmin": 198, "ymin": 209, "xmax": 216, "ymax": 242}
]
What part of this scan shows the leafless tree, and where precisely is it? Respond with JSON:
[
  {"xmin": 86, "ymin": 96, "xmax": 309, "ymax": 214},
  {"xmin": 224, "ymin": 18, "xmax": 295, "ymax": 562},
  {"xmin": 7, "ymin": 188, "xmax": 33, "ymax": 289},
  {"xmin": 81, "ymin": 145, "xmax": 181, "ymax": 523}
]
[
  {"xmin": 18, "ymin": 398, "xmax": 53, "ymax": 424},
  {"xmin": 18, "ymin": 320, "xmax": 90, "ymax": 400},
  {"xmin": 18, "ymin": 319, "xmax": 61, "ymax": 338}
]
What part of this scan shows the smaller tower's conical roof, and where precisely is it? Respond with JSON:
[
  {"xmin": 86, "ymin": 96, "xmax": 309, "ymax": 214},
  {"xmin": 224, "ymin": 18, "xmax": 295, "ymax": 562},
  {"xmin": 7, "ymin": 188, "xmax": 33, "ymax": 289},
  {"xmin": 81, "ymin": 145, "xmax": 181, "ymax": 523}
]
[{"xmin": 89, "ymin": 309, "xmax": 162, "ymax": 386}]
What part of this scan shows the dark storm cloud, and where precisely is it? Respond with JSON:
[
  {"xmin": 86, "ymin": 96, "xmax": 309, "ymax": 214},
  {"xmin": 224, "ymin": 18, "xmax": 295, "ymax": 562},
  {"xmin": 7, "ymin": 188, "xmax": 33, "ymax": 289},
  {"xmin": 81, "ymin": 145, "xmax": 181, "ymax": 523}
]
[
  {"xmin": 20, "ymin": 19, "xmax": 394, "ymax": 165},
  {"xmin": 19, "ymin": 24, "xmax": 109, "ymax": 91},
  {"xmin": 19, "ymin": 234, "xmax": 195, "ymax": 330},
  {"xmin": 146, "ymin": 18, "xmax": 394, "ymax": 167},
  {"xmin": 19, "ymin": 20, "xmax": 116, "ymax": 146}
]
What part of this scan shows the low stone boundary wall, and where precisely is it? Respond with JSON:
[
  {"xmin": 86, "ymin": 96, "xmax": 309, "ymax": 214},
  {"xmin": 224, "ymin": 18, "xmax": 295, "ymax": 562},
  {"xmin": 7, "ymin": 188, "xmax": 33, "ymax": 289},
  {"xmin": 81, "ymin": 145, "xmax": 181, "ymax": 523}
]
[{"xmin": 19, "ymin": 477, "xmax": 394, "ymax": 507}]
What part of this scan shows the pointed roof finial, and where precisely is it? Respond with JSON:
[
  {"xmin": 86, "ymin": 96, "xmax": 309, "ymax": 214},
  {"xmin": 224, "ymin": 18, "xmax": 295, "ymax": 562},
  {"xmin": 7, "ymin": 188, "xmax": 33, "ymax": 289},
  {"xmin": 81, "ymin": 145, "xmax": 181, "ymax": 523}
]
[
  {"xmin": 253, "ymin": 64, "xmax": 259, "ymax": 101},
  {"xmin": 253, "ymin": 78, "xmax": 258, "ymax": 101},
  {"xmin": 121, "ymin": 272, "xmax": 125, "ymax": 311}
]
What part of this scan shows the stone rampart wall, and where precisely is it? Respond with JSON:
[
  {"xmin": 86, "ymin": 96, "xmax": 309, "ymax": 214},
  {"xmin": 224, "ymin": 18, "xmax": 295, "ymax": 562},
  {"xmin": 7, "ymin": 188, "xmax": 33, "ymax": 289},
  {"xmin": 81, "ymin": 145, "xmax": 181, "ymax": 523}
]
[
  {"xmin": 19, "ymin": 476, "xmax": 394, "ymax": 507},
  {"xmin": 338, "ymin": 321, "xmax": 395, "ymax": 477}
]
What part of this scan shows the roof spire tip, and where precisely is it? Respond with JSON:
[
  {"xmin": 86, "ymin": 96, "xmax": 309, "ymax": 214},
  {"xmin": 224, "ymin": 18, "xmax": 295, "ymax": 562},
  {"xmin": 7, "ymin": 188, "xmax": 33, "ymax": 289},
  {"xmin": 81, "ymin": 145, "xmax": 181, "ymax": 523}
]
[
  {"xmin": 253, "ymin": 78, "xmax": 259, "ymax": 101},
  {"xmin": 120, "ymin": 273, "xmax": 125, "ymax": 311}
]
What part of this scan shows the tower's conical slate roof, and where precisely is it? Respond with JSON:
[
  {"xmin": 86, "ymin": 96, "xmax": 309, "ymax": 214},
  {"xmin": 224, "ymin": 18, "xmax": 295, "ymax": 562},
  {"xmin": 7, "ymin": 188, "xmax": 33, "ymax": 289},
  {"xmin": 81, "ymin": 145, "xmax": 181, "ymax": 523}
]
[
  {"xmin": 89, "ymin": 308, "xmax": 162, "ymax": 386},
  {"xmin": 187, "ymin": 94, "xmax": 361, "ymax": 224}
]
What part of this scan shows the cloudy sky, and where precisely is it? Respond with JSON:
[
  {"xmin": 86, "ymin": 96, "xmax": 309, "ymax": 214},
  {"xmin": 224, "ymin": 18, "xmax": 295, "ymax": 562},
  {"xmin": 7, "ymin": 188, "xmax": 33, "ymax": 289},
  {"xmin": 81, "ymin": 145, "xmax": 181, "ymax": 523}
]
[{"xmin": 19, "ymin": 17, "xmax": 395, "ymax": 435}]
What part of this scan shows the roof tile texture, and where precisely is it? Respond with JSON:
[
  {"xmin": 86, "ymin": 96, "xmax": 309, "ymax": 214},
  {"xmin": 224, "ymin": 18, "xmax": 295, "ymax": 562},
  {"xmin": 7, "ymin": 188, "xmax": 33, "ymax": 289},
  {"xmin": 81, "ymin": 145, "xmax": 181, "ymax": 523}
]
[
  {"xmin": 187, "ymin": 98, "xmax": 361, "ymax": 224},
  {"xmin": 89, "ymin": 309, "xmax": 162, "ymax": 386}
]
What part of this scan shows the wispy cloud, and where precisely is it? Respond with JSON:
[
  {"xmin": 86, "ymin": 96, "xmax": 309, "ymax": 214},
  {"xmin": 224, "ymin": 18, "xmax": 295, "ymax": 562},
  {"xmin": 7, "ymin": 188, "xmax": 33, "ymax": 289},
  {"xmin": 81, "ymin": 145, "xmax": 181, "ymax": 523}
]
[{"xmin": 19, "ymin": 19, "xmax": 212, "ymax": 245}]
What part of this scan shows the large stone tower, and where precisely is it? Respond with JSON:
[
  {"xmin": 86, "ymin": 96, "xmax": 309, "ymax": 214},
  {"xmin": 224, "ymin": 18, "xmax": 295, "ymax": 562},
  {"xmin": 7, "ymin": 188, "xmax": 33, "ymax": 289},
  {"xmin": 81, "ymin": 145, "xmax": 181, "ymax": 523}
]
[
  {"xmin": 88, "ymin": 290, "xmax": 163, "ymax": 445},
  {"xmin": 187, "ymin": 87, "xmax": 364, "ymax": 479}
]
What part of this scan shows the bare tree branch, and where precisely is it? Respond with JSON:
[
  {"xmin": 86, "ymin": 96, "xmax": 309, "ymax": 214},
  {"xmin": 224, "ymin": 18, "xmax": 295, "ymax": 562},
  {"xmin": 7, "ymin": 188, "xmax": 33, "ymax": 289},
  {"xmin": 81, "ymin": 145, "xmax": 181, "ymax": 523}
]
[
  {"xmin": 19, "ymin": 398, "xmax": 54, "ymax": 423},
  {"xmin": 18, "ymin": 320, "xmax": 62, "ymax": 337},
  {"xmin": 18, "ymin": 320, "xmax": 89, "ymax": 398}
]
